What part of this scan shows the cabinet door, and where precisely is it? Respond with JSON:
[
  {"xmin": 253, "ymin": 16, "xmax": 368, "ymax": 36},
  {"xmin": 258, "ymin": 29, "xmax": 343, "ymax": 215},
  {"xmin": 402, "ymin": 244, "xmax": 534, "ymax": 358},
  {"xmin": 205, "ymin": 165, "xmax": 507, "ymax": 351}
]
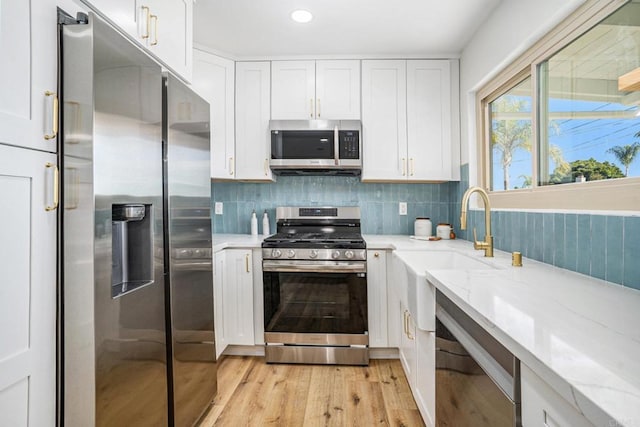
[
  {"xmin": 0, "ymin": 0, "xmax": 62, "ymax": 152},
  {"xmin": 149, "ymin": 0, "xmax": 193, "ymax": 81},
  {"xmin": 235, "ymin": 62, "xmax": 273, "ymax": 181},
  {"xmin": 399, "ymin": 303, "xmax": 417, "ymax": 388},
  {"xmin": 415, "ymin": 329, "xmax": 436, "ymax": 426},
  {"xmin": 271, "ymin": 60, "xmax": 315, "ymax": 119},
  {"xmin": 224, "ymin": 249, "xmax": 255, "ymax": 346},
  {"xmin": 82, "ymin": 0, "xmax": 137, "ymax": 36},
  {"xmin": 0, "ymin": 145, "xmax": 58, "ymax": 426},
  {"xmin": 521, "ymin": 364, "xmax": 595, "ymax": 427},
  {"xmin": 213, "ymin": 251, "xmax": 227, "ymax": 358},
  {"xmin": 251, "ymin": 249, "xmax": 265, "ymax": 345},
  {"xmin": 192, "ymin": 51, "xmax": 235, "ymax": 179},
  {"xmin": 361, "ymin": 60, "xmax": 408, "ymax": 181},
  {"xmin": 367, "ymin": 250, "xmax": 388, "ymax": 348},
  {"xmin": 315, "ymin": 60, "xmax": 361, "ymax": 120},
  {"xmin": 407, "ymin": 60, "xmax": 452, "ymax": 180}
]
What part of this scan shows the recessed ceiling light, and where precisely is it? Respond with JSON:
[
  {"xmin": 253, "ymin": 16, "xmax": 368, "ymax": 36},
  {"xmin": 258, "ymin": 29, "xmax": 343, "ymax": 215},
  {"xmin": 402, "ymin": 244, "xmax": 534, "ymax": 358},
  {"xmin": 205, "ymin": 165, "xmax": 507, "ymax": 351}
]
[{"xmin": 291, "ymin": 10, "xmax": 313, "ymax": 23}]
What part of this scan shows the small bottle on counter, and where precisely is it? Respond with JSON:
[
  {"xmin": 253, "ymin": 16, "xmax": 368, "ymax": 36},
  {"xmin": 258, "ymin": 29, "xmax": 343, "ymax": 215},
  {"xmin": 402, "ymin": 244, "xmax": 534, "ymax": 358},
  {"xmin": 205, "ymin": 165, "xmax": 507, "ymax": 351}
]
[
  {"xmin": 250, "ymin": 210, "xmax": 258, "ymax": 236},
  {"xmin": 262, "ymin": 210, "xmax": 270, "ymax": 236}
]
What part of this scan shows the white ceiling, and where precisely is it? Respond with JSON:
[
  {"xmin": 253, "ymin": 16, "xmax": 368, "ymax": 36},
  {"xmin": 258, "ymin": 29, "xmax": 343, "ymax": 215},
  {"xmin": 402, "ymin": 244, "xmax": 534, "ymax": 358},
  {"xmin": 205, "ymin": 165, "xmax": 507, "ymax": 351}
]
[{"xmin": 193, "ymin": 0, "xmax": 502, "ymax": 59}]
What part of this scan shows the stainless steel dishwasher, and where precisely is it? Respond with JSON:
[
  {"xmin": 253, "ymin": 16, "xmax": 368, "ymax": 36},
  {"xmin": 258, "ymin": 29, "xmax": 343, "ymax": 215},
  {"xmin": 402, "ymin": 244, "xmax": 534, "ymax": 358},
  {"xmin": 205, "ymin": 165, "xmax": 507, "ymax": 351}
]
[{"xmin": 435, "ymin": 289, "xmax": 521, "ymax": 426}]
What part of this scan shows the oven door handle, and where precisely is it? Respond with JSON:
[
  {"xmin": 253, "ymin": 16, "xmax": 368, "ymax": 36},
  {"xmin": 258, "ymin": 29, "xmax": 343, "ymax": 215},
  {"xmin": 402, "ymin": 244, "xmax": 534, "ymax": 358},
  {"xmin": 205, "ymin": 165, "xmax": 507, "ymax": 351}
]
[{"xmin": 263, "ymin": 260, "xmax": 366, "ymax": 274}]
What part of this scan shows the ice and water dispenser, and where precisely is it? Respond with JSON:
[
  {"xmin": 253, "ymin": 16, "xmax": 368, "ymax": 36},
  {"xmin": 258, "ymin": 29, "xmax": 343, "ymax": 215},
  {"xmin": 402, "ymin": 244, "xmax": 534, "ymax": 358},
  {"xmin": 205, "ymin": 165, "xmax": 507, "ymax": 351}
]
[{"xmin": 111, "ymin": 203, "xmax": 154, "ymax": 298}]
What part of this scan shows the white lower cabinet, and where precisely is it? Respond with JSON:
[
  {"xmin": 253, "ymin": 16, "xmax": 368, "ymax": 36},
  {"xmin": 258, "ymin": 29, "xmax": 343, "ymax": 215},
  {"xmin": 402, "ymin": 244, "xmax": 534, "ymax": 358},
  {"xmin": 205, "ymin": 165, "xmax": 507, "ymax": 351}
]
[
  {"xmin": 415, "ymin": 328, "xmax": 436, "ymax": 427},
  {"xmin": 399, "ymin": 303, "xmax": 417, "ymax": 386},
  {"xmin": 214, "ymin": 249, "xmax": 255, "ymax": 358},
  {"xmin": 392, "ymin": 254, "xmax": 437, "ymax": 426},
  {"xmin": 0, "ymin": 145, "xmax": 58, "ymax": 426},
  {"xmin": 252, "ymin": 248, "xmax": 265, "ymax": 345},
  {"xmin": 367, "ymin": 250, "xmax": 388, "ymax": 348},
  {"xmin": 521, "ymin": 363, "xmax": 594, "ymax": 427}
]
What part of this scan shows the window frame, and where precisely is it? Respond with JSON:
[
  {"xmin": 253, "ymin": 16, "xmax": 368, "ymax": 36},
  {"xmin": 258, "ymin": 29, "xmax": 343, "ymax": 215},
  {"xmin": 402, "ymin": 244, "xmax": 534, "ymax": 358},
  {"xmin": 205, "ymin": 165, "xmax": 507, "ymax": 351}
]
[{"xmin": 477, "ymin": 0, "xmax": 640, "ymax": 211}]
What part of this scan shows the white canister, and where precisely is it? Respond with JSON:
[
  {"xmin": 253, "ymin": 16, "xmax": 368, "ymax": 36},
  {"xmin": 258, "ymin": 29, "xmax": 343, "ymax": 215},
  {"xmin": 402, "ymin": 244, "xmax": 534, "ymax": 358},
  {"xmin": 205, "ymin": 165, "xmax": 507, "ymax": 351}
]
[
  {"xmin": 437, "ymin": 223, "xmax": 452, "ymax": 240},
  {"xmin": 414, "ymin": 218, "xmax": 432, "ymax": 237}
]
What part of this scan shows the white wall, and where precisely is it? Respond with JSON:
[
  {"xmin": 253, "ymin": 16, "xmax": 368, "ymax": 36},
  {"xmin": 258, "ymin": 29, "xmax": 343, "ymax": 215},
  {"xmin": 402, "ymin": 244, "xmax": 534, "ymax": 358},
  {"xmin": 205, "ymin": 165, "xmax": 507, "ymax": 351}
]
[{"xmin": 459, "ymin": 0, "xmax": 586, "ymax": 184}]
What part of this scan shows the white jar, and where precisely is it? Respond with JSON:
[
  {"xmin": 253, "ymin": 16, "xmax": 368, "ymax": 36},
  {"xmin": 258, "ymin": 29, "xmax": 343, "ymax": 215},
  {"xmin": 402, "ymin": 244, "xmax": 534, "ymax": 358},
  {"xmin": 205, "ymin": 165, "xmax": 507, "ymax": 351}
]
[
  {"xmin": 414, "ymin": 218, "xmax": 432, "ymax": 237},
  {"xmin": 436, "ymin": 223, "xmax": 452, "ymax": 240}
]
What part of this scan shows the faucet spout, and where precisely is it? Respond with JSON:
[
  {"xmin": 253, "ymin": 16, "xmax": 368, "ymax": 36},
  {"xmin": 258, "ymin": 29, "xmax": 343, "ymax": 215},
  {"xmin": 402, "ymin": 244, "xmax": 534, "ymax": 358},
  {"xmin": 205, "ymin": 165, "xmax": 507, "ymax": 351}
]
[{"xmin": 460, "ymin": 186, "xmax": 493, "ymax": 257}]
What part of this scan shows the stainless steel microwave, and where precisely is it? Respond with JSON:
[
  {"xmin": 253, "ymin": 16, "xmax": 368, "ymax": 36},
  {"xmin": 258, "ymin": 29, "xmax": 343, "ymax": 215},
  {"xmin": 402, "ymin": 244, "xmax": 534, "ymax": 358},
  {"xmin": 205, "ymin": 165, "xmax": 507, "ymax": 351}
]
[{"xmin": 269, "ymin": 120, "xmax": 362, "ymax": 175}]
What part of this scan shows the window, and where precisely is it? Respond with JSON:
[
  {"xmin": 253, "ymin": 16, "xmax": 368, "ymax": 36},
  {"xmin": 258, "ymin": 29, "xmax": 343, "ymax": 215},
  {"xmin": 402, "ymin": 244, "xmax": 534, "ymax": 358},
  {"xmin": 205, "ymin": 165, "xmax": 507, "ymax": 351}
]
[
  {"xmin": 479, "ymin": 0, "xmax": 640, "ymax": 210},
  {"xmin": 489, "ymin": 77, "xmax": 532, "ymax": 191},
  {"xmin": 539, "ymin": 4, "xmax": 640, "ymax": 185}
]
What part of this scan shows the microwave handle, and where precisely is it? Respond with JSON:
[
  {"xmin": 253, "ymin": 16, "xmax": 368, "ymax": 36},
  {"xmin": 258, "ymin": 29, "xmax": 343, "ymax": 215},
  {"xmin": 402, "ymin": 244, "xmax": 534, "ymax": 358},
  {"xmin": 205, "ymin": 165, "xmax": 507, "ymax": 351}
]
[{"xmin": 334, "ymin": 125, "xmax": 339, "ymax": 166}]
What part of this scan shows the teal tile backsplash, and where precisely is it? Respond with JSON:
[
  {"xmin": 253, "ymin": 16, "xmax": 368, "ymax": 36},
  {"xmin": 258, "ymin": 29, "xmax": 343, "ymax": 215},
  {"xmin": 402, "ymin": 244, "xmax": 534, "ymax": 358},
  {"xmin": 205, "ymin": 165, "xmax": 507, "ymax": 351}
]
[
  {"xmin": 212, "ymin": 176, "xmax": 456, "ymax": 236},
  {"xmin": 451, "ymin": 164, "xmax": 639, "ymax": 290},
  {"xmin": 212, "ymin": 165, "xmax": 638, "ymax": 290}
]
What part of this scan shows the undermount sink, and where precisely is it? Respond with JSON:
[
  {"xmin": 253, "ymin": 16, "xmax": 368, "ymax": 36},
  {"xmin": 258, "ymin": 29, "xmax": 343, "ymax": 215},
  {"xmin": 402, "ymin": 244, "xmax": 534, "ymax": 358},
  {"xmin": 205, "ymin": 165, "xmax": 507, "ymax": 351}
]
[{"xmin": 393, "ymin": 251, "xmax": 497, "ymax": 330}]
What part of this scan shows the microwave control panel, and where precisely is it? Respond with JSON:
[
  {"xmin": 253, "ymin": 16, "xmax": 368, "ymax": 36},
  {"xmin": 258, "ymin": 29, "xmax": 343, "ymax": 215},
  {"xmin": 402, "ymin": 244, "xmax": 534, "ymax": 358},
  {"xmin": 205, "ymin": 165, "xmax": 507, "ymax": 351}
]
[{"xmin": 339, "ymin": 131, "xmax": 360, "ymax": 159}]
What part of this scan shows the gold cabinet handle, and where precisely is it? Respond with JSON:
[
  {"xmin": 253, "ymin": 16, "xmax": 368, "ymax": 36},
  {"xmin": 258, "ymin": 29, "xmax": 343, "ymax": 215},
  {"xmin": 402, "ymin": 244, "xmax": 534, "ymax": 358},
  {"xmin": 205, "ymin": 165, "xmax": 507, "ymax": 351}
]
[
  {"xmin": 317, "ymin": 98, "xmax": 321, "ymax": 117},
  {"xmin": 150, "ymin": 14, "xmax": 158, "ymax": 45},
  {"xmin": 374, "ymin": 252, "xmax": 379, "ymax": 258},
  {"xmin": 401, "ymin": 158, "xmax": 406, "ymax": 176},
  {"xmin": 245, "ymin": 253, "xmax": 250, "ymax": 273},
  {"xmin": 45, "ymin": 162, "xmax": 59, "ymax": 211},
  {"xmin": 44, "ymin": 91, "xmax": 58, "ymax": 140},
  {"xmin": 264, "ymin": 159, "xmax": 269, "ymax": 176},
  {"xmin": 310, "ymin": 98, "xmax": 313, "ymax": 118},
  {"xmin": 403, "ymin": 310, "xmax": 408, "ymax": 336},
  {"xmin": 410, "ymin": 158, "xmax": 414, "ymax": 176},
  {"xmin": 229, "ymin": 157, "xmax": 234, "ymax": 176},
  {"xmin": 141, "ymin": 6, "xmax": 150, "ymax": 39}
]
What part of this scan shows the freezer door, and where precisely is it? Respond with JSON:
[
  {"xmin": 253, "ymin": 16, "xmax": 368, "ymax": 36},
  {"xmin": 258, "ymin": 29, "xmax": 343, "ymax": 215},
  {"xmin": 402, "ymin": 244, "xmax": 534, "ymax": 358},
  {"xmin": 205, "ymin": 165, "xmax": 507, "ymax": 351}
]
[
  {"xmin": 62, "ymin": 13, "xmax": 168, "ymax": 427},
  {"xmin": 163, "ymin": 73, "xmax": 217, "ymax": 426}
]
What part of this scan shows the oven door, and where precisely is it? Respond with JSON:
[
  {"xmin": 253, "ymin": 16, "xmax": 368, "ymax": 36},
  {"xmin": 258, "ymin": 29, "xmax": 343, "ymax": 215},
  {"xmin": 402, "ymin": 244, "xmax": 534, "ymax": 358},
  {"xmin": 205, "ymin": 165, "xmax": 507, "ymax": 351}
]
[{"xmin": 262, "ymin": 261, "xmax": 368, "ymax": 364}]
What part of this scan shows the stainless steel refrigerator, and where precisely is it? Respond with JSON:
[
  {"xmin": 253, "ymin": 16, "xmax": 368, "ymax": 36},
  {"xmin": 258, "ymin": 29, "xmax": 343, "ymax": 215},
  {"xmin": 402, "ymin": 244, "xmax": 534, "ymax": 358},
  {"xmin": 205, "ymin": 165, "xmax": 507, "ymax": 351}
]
[{"xmin": 60, "ymin": 12, "xmax": 216, "ymax": 426}]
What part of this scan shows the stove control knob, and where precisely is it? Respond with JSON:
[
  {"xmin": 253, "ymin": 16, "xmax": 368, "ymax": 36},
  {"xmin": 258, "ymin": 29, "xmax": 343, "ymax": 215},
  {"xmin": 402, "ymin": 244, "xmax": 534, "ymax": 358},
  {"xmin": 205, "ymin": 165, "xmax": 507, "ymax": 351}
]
[
  {"xmin": 287, "ymin": 249, "xmax": 296, "ymax": 258},
  {"xmin": 331, "ymin": 250, "xmax": 341, "ymax": 260},
  {"xmin": 309, "ymin": 250, "xmax": 318, "ymax": 259},
  {"xmin": 271, "ymin": 249, "xmax": 282, "ymax": 258},
  {"xmin": 345, "ymin": 250, "xmax": 355, "ymax": 259}
]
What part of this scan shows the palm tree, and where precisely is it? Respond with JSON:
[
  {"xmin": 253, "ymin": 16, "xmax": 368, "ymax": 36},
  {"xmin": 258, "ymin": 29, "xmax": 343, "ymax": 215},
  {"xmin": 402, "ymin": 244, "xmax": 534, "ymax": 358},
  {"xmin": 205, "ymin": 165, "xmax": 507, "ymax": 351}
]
[
  {"xmin": 607, "ymin": 142, "xmax": 640, "ymax": 176},
  {"xmin": 491, "ymin": 98, "xmax": 532, "ymax": 190}
]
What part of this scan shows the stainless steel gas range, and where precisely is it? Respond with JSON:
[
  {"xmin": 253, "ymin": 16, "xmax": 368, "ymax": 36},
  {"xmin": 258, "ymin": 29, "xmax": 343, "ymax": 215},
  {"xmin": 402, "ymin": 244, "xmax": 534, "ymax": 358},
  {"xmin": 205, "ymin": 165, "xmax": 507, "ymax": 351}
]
[{"xmin": 261, "ymin": 207, "xmax": 368, "ymax": 365}]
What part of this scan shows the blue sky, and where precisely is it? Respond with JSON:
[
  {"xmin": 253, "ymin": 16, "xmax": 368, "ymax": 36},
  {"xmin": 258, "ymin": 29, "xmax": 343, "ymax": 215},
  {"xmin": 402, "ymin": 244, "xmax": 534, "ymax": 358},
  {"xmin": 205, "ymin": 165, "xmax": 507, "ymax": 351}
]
[{"xmin": 492, "ymin": 98, "xmax": 640, "ymax": 190}]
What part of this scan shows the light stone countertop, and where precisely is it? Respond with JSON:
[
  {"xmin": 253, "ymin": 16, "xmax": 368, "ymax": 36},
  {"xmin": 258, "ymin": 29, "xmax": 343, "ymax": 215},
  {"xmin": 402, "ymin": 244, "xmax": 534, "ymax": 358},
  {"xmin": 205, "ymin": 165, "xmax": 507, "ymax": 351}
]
[
  {"xmin": 365, "ymin": 234, "xmax": 640, "ymax": 427},
  {"xmin": 214, "ymin": 233, "xmax": 640, "ymax": 426},
  {"xmin": 212, "ymin": 233, "xmax": 266, "ymax": 252}
]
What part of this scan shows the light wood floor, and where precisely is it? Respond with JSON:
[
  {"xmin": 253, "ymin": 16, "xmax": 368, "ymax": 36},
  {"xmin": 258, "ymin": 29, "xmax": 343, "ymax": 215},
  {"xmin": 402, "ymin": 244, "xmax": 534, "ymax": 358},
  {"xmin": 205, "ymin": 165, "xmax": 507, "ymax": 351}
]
[{"xmin": 198, "ymin": 356, "xmax": 425, "ymax": 427}]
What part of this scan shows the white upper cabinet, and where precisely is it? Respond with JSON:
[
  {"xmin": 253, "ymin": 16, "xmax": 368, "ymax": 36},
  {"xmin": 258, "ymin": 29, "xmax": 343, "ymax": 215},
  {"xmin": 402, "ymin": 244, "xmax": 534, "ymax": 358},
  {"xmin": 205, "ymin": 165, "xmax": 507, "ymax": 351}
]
[
  {"xmin": 362, "ymin": 59, "xmax": 458, "ymax": 182},
  {"xmin": 235, "ymin": 61, "xmax": 273, "ymax": 181},
  {"xmin": 361, "ymin": 60, "xmax": 408, "ymax": 180},
  {"xmin": 191, "ymin": 50, "xmax": 235, "ymax": 179},
  {"xmin": 271, "ymin": 60, "xmax": 360, "ymax": 120},
  {"xmin": 0, "ymin": 0, "xmax": 73, "ymax": 152},
  {"xmin": 315, "ymin": 60, "xmax": 361, "ymax": 120},
  {"xmin": 271, "ymin": 60, "xmax": 315, "ymax": 119},
  {"xmin": 80, "ymin": 0, "xmax": 193, "ymax": 81},
  {"xmin": 407, "ymin": 60, "xmax": 453, "ymax": 181},
  {"xmin": 148, "ymin": 0, "xmax": 193, "ymax": 81}
]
